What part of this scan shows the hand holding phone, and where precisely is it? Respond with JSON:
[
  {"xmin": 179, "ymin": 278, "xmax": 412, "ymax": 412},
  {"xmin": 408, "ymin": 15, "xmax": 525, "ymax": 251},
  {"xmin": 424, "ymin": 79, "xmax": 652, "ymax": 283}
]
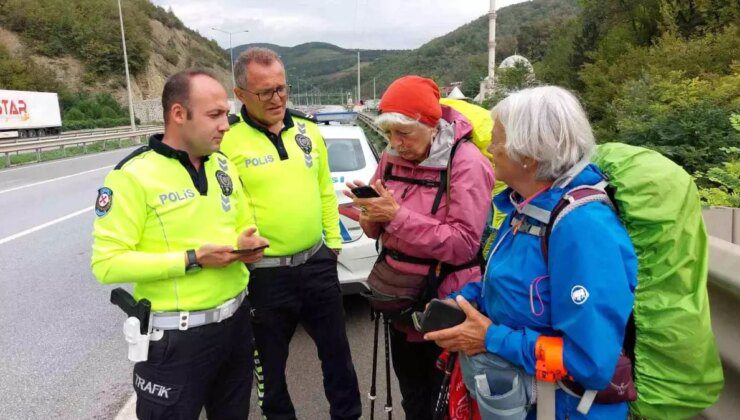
[
  {"xmin": 235, "ymin": 227, "xmax": 269, "ymax": 264},
  {"xmin": 231, "ymin": 244, "xmax": 269, "ymax": 254},
  {"xmin": 412, "ymin": 299, "xmax": 466, "ymax": 333},
  {"xmin": 351, "ymin": 185, "xmax": 380, "ymax": 199}
]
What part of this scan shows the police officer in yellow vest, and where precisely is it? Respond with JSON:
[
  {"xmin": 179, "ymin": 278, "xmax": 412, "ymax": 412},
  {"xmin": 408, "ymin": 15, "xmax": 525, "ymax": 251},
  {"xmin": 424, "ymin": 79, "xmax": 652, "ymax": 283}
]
[
  {"xmin": 220, "ymin": 47, "xmax": 361, "ymax": 420},
  {"xmin": 91, "ymin": 69, "xmax": 268, "ymax": 419}
]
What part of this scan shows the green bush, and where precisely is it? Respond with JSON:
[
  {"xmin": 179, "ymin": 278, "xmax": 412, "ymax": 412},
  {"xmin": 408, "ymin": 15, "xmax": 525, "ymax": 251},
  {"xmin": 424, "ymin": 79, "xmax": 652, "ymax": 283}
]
[
  {"xmin": 601, "ymin": 68, "xmax": 739, "ymax": 173},
  {"xmin": 62, "ymin": 117, "xmax": 130, "ymax": 131},
  {"xmin": 695, "ymin": 147, "xmax": 740, "ymax": 207},
  {"xmin": 579, "ymin": 25, "xmax": 739, "ymax": 122},
  {"xmin": 100, "ymin": 106, "xmax": 119, "ymax": 119},
  {"xmin": 694, "ymin": 115, "xmax": 740, "ymax": 207},
  {"xmin": 60, "ymin": 92, "xmax": 129, "ymax": 124},
  {"xmin": 64, "ymin": 109, "xmax": 86, "ymax": 121}
]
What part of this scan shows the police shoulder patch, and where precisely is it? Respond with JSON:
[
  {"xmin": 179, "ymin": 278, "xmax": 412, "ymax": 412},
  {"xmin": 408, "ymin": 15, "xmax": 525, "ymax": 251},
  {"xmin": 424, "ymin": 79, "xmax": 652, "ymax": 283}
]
[{"xmin": 95, "ymin": 187, "xmax": 113, "ymax": 217}]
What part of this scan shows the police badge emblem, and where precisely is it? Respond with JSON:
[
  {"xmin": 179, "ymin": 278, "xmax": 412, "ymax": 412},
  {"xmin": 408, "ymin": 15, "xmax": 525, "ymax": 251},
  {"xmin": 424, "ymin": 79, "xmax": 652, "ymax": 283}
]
[
  {"xmin": 295, "ymin": 133, "xmax": 313, "ymax": 168},
  {"xmin": 295, "ymin": 134, "xmax": 312, "ymax": 154},
  {"xmin": 215, "ymin": 170, "xmax": 233, "ymax": 196},
  {"xmin": 95, "ymin": 187, "xmax": 113, "ymax": 217}
]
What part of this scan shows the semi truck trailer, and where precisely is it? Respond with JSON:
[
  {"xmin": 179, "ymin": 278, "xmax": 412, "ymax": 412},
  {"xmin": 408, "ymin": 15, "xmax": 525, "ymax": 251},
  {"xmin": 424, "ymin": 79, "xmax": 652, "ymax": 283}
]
[{"xmin": 0, "ymin": 90, "xmax": 62, "ymax": 139}]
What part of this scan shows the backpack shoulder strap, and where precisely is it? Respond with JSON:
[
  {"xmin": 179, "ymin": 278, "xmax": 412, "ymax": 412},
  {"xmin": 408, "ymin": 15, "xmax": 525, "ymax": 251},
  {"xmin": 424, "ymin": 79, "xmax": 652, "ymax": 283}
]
[
  {"xmin": 383, "ymin": 161, "xmax": 393, "ymax": 182},
  {"xmin": 384, "ymin": 161, "xmax": 441, "ymax": 188},
  {"xmin": 541, "ymin": 181, "xmax": 614, "ymax": 265},
  {"xmin": 431, "ymin": 138, "xmax": 469, "ymax": 215}
]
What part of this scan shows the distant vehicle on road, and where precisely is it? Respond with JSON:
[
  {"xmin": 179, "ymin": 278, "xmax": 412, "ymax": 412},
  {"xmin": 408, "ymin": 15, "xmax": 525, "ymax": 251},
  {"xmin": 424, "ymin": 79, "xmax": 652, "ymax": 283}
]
[
  {"xmin": 0, "ymin": 90, "xmax": 62, "ymax": 139},
  {"xmin": 317, "ymin": 111, "xmax": 379, "ymax": 295}
]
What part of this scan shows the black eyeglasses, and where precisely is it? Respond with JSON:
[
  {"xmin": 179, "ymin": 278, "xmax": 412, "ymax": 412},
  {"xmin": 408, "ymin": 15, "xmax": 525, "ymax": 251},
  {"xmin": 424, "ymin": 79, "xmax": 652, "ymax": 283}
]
[{"xmin": 243, "ymin": 85, "xmax": 291, "ymax": 102}]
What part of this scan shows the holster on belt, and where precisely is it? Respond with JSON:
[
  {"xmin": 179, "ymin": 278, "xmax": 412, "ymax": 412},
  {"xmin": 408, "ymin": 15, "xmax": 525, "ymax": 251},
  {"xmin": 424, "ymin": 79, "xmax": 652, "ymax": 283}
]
[{"xmin": 110, "ymin": 287, "xmax": 153, "ymax": 362}]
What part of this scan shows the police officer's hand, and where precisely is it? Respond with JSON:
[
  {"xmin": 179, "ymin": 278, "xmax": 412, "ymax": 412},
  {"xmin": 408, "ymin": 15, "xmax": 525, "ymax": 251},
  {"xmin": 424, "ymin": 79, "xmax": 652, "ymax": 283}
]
[
  {"xmin": 355, "ymin": 180, "xmax": 399, "ymax": 223},
  {"xmin": 195, "ymin": 244, "xmax": 241, "ymax": 268},
  {"xmin": 236, "ymin": 227, "xmax": 270, "ymax": 264}
]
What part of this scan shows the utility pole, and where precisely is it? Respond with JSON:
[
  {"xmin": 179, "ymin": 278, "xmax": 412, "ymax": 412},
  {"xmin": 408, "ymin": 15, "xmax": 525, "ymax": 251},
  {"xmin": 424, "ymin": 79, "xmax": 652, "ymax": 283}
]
[
  {"xmin": 488, "ymin": 0, "xmax": 497, "ymax": 84},
  {"xmin": 478, "ymin": 0, "xmax": 497, "ymax": 103},
  {"xmin": 212, "ymin": 28, "xmax": 249, "ymax": 95},
  {"xmin": 356, "ymin": 51, "xmax": 361, "ymax": 104},
  {"xmin": 116, "ymin": 0, "xmax": 135, "ymax": 130},
  {"xmin": 373, "ymin": 77, "xmax": 376, "ymax": 102}
]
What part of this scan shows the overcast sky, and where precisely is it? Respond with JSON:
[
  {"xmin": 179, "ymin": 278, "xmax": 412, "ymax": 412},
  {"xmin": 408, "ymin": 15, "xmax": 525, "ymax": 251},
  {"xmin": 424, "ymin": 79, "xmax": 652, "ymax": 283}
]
[{"xmin": 151, "ymin": 0, "xmax": 528, "ymax": 50}]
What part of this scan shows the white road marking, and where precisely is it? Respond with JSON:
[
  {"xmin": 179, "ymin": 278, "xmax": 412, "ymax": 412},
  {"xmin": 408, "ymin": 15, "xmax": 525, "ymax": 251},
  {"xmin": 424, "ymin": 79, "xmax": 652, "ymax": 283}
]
[
  {"xmin": 0, "ymin": 206, "xmax": 92, "ymax": 245},
  {"xmin": 115, "ymin": 394, "xmax": 137, "ymax": 420},
  {"xmin": 0, "ymin": 166, "xmax": 113, "ymax": 195}
]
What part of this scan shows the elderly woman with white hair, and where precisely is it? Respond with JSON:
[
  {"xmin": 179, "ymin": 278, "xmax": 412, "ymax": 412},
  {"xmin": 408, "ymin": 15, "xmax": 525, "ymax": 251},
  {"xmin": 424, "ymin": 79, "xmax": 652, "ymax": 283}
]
[
  {"xmin": 426, "ymin": 86, "xmax": 637, "ymax": 419},
  {"xmin": 345, "ymin": 75, "xmax": 494, "ymax": 419}
]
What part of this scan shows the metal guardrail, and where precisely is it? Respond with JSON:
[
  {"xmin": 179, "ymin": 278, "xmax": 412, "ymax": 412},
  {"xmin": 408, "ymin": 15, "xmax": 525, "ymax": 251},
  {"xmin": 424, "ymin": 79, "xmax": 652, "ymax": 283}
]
[
  {"xmin": 0, "ymin": 126, "xmax": 162, "ymax": 167},
  {"xmin": 358, "ymin": 112, "xmax": 387, "ymax": 141},
  {"xmin": 357, "ymin": 111, "xmax": 739, "ymax": 417},
  {"xmin": 0, "ymin": 125, "xmax": 160, "ymax": 145}
]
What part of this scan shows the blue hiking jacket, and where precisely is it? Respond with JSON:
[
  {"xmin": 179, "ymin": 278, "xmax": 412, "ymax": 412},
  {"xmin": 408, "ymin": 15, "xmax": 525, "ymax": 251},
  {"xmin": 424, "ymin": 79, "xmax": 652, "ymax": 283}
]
[{"xmin": 456, "ymin": 164, "xmax": 637, "ymax": 419}]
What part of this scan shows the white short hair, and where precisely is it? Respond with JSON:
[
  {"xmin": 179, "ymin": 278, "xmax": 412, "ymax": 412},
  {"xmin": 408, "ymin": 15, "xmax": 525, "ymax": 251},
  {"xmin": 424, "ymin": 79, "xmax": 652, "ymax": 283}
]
[
  {"xmin": 491, "ymin": 86, "xmax": 595, "ymax": 181},
  {"xmin": 374, "ymin": 112, "xmax": 426, "ymax": 132}
]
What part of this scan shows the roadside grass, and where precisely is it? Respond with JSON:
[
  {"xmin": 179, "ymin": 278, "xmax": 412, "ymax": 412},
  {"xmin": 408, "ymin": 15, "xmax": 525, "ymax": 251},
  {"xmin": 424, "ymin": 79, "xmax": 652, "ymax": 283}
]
[{"xmin": 0, "ymin": 138, "xmax": 142, "ymax": 169}]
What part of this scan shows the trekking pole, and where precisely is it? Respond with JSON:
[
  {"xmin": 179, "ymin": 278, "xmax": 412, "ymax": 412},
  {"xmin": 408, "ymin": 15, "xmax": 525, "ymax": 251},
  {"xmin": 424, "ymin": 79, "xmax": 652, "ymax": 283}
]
[
  {"xmin": 369, "ymin": 310, "xmax": 380, "ymax": 420},
  {"xmin": 383, "ymin": 314, "xmax": 393, "ymax": 420},
  {"xmin": 433, "ymin": 351, "xmax": 457, "ymax": 420}
]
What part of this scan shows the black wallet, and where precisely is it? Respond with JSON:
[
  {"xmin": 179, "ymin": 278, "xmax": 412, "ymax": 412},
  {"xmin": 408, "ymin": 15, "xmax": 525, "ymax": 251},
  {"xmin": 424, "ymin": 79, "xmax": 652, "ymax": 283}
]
[{"xmin": 412, "ymin": 299, "xmax": 466, "ymax": 333}]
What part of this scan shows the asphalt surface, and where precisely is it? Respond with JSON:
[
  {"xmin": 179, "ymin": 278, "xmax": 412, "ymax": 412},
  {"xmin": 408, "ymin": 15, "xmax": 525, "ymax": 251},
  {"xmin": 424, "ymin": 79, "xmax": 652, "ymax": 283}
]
[{"xmin": 0, "ymin": 150, "xmax": 403, "ymax": 419}]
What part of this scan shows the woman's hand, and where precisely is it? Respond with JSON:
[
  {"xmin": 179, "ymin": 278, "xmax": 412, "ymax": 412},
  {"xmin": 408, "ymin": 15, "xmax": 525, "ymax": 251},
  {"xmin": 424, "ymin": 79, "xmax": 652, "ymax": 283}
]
[
  {"xmin": 424, "ymin": 296, "xmax": 492, "ymax": 356},
  {"xmin": 347, "ymin": 179, "xmax": 400, "ymax": 223},
  {"xmin": 343, "ymin": 179, "xmax": 366, "ymax": 200}
]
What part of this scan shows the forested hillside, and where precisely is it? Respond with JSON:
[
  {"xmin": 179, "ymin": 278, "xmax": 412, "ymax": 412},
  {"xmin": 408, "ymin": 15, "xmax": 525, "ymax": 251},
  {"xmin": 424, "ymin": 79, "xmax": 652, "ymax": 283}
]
[
  {"xmin": 232, "ymin": 42, "xmax": 403, "ymax": 89},
  {"xmin": 328, "ymin": 0, "xmax": 580, "ymax": 97},
  {"xmin": 0, "ymin": 0, "xmax": 231, "ymax": 128},
  {"xmin": 532, "ymin": 0, "xmax": 739, "ymax": 205}
]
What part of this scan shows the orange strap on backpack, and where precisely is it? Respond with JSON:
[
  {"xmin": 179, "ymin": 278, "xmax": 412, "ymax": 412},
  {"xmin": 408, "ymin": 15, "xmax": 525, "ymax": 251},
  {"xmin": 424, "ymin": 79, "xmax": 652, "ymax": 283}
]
[{"xmin": 535, "ymin": 336, "xmax": 568, "ymax": 382}]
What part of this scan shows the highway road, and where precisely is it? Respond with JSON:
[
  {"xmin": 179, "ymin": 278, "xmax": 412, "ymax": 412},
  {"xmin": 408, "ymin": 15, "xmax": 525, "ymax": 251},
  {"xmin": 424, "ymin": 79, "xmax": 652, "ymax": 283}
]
[{"xmin": 0, "ymin": 149, "xmax": 401, "ymax": 419}]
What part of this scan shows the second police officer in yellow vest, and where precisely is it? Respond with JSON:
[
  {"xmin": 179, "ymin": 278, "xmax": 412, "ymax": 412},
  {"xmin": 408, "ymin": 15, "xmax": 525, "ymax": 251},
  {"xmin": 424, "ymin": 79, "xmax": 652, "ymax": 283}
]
[{"xmin": 220, "ymin": 48, "xmax": 361, "ymax": 420}]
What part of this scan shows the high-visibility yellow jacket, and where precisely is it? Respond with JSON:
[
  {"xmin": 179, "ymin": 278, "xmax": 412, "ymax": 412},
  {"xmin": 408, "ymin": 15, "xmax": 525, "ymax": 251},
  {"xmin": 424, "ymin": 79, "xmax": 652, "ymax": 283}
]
[
  {"xmin": 91, "ymin": 135, "xmax": 255, "ymax": 312},
  {"xmin": 220, "ymin": 108, "xmax": 341, "ymax": 256}
]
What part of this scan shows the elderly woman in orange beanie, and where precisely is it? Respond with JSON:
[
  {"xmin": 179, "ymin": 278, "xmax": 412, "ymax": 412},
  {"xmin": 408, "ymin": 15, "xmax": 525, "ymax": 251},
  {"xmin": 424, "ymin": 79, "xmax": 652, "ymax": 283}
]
[{"xmin": 345, "ymin": 76, "xmax": 494, "ymax": 419}]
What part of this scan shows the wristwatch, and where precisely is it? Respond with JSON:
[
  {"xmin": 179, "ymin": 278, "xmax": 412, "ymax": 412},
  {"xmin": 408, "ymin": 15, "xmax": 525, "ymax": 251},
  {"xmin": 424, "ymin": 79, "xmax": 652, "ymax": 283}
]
[{"xmin": 185, "ymin": 249, "xmax": 202, "ymax": 273}]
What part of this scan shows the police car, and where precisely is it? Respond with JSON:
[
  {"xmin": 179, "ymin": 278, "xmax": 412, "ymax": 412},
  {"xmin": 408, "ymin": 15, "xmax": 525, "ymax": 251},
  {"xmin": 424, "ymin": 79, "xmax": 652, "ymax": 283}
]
[{"xmin": 317, "ymin": 112, "xmax": 380, "ymax": 294}]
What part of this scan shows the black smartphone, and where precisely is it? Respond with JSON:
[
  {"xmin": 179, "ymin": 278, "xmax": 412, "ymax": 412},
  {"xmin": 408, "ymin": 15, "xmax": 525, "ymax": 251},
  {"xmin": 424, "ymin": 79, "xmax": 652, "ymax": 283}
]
[
  {"xmin": 351, "ymin": 185, "xmax": 380, "ymax": 198},
  {"xmin": 412, "ymin": 299, "xmax": 466, "ymax": 333},
  {"xmin": 231, "ymin": 244, "xmax": 269, "ymax": 254}
]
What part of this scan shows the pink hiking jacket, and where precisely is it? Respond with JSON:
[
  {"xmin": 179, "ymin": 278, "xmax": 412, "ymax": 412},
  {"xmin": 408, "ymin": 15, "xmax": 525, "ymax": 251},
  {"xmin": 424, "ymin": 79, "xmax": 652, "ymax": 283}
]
[{"xmin": 361, "ymin": 106, "xmax": 495, "ymax": 337}]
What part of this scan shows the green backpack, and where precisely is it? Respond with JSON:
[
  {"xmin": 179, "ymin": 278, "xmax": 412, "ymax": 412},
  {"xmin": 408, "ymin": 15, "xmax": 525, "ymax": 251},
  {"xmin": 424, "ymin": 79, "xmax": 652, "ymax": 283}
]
[{"xmin": 592, "ymin": 143, "xmax": 724, "ymax": 418}]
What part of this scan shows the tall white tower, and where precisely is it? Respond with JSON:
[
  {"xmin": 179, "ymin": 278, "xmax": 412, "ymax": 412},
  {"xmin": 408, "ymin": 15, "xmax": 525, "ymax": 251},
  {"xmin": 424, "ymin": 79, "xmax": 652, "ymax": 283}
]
[{"xmin": 478, "ymin": 0, "xmax": 497, "ymax": 103}]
